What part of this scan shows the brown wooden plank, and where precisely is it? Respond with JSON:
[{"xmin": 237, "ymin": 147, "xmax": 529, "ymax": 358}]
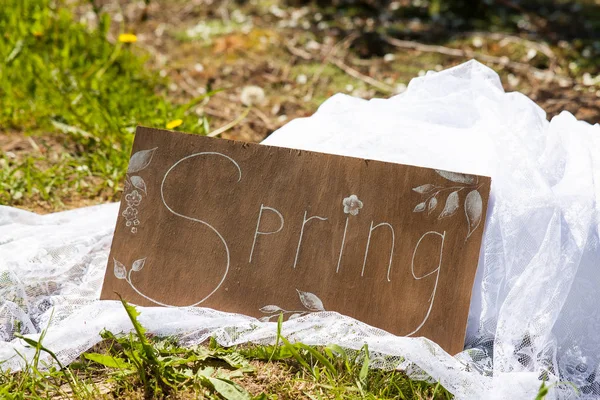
[{"xmin": 101, "ymin": 126, "xmax": 491, "ymax": 355}]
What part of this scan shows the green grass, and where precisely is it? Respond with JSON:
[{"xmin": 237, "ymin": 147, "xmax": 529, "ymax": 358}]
[
  {"xmin": 0, "ymin": 299, "xmax": 455, "ymax": 399},
  {"xmin": 0, "ymin": 299, "xmax": 558, "ymax": 399},
  {"xmin": 0, "ymin": 0, "xmax": 212, "ymax": 208}
]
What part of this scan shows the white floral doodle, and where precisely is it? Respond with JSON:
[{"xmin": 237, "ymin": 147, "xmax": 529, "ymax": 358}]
[
  {"xmin": 113, "ymin": 257, "xmax": 182, "ymax": 307},
  {"xmin": 122, "ymin": 206, "xmax": 138, "ymax": 221},
  {"xmin": 343, "ymin": 194, "xmax": 363, "ymax": 216},
  {"xmin": 413, "ymin": 170, "xmax": 483, "ymax": 240},
  {"xmin": 259, "ymin": 289, "xmax": 326, "ymax": 322},
  {"xmin": 122, "ymin": 147, "xmax": 157, "ymax": 234},
  {"xmin": 125, "ymin": 190, "xmax": 142, "ymax": 206},
  {"xmin": 337, "ymin": 195, "xmax": 363, "ymax": 273},
  {"xmin": 113, "ymin": 152, "xmax": 243, "ymax": 308}
]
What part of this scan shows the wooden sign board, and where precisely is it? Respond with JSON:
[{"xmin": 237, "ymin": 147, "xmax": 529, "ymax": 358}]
[{"xmin": 101, "ymin": 126, "xmax": 491, "ymax": 354}]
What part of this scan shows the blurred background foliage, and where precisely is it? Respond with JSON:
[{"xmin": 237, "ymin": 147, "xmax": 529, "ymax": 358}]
[{"xmin": 1, "ymin": 0, "xmax": 598, "ymax": 211}]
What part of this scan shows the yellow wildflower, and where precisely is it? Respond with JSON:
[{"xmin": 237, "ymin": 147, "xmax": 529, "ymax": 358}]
[
  {"xmin": 118, "ymin": 33, "xmax": 138, "ymax": 43},
  {"xmin": 166, "ymin": 119, "xmax": 183, "ymax": 130}
]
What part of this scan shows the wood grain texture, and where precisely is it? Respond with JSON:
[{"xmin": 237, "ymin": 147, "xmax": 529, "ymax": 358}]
[{"xmin": 101, "ymin": 126, "xmax": 491, "ymax": 355}]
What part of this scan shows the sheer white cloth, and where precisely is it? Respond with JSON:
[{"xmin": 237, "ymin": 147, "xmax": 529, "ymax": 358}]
[{"xmin": 1, "ymin": 61, "xmax": 598, "ymax": 399}]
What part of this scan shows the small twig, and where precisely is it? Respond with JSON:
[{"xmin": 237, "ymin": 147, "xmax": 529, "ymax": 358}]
[
  {"xmin": 383, "ymin": 36, "xmax": 572, "ymax": 85},
  {"xmin": 281, "ymin": 60, "xmax": 292, "ymax": 82},
  {"xmin": 384, "ymin": 36, "xmax": 476, "ymax": 58},
  {"xmin": 493, "ymin": 0, "xmax": 549, "ymax": 32},
  {"xmin": 287, "ymin": 33, "xmax": 393, "ymax": 96},
  {"xmin": 298, "ymin": 33, "xmax": 359, "ymax": 101},
  {"xmin": 261, "ymin": 72, "xmax": 281, "ymax": 84},
  {"xmin": 27, "ymin": 137, "xmax": 40, "ymax": 153},
  {"xmin": 203, "ymin": 107, "xmax": 231, "ymax": 120},
  {"xmin": 349, "ymin": 57, "xmax": 381, "ymax": 67},
  {"xmin": 217, "ymin": 0, "xmax": 231, "ymax": 23},
  {"xmin": 2, "ymin": 138, "xmax": 23, "ymax": 152},
  {"xmin": 178, "ymin": 0, "xmax": 205, "ymax": 17},
  {"xmin": 176, "ymin": 77, "xmax": 200, "ymax": 98},
  {"xmin": 180, "ymin": 70, "xmax": 203, "ymax": 96},
  {"xmin": 207, "ymin": 107, "xmax": 250, "ymax": 137},
  {"xmin": 330, "ymin": 57, "xmax": 394, "ymax": 93},
  {"xmin": 317, "ymin": 33, "xmax": 358, "ymax": 73},
  {"xmin": 251, "ymin": 108, "xmax": 277, "ymax": 131},
  {"xmin": 495, "ymin": 0, "xmax": 548, "ymax": 31},
  {"xmin": 458, "ymin": 31, "xmax": 557, "ymax": 70},
  {"xmin": 285, "ymin": 41, "xmax": 312, "ymax": 60}
]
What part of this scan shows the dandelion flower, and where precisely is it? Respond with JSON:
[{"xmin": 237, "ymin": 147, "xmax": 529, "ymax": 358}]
[
  {"xmin": 118, "ymin": 33, "xmax": 138, "ymax": 43},
  {"xmin": 166, "ymin": 119, "xmax": 183, "ymax": 129},
  {"xmin": 240, "ymin": 85, "xmax": 265, "ymax": 106}
]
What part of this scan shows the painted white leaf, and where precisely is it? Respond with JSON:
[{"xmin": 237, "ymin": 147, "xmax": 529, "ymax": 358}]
[
  {"xmin": 130, "ymin": 176, "xmax": 147, "ymax": 194},
  {"xmin": 259, "ymin": 305, "xmax": 282, "ymax": 314},
  {"xmin": 465, "ymin": 190, "xmax": 483, "ymax": 239},
  {"xmin": 127, "ymin": 147, "xmax": 157, "ymax": 174},
  {"xmin": 289, "ymin": 313, "xmax": 303, "ymax": 320},
  {"xmin": 132, "ymin": 257, "xmax": 146, "ymax": 272},
  {"xmin": 259, "ymin": 316, "xmax": 271, "ymax": 322},
  {"xmin": 413, "ymin": 202, "xmax": 426, "ymax": 212},
  {"xmin": 113, "ymin": 259, "xmax": 127, "ymax": 280},
  {"xmin": 428, "ymin": 197, "xmax": 438, "ymax": 214},
  {"xmin": 413, "ymin": 184, "xmax": 436, "ymax": 194},
  {"xmin": 438, "ymin": 191, "xmax": 460, "ymax": 219},
  {"xmin": 297, "ymin": 289, "xmax": 325, "ymax": 311},
  {"xmin": 435, "ymin": 169, "xmax": 477, "ymax": 185}
]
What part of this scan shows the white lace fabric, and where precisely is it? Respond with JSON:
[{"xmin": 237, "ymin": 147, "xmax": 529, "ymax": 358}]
[{"xmin": 1, "ymin": 61, "xmax": 598, "ymax": 399}]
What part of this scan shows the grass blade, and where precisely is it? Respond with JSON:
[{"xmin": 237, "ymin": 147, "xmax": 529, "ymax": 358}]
[
  {"xmin": 206, "ymin": 376, "xmax": 252, "ymax": 400},
  {"xmin": 297, "ymin": 344, "xmax": 337, "ymax": 376},
  {"xmin": 84, "ymin": 352, "xmax": 131, "ymax": 370},
  {"xmin": 278, "ymin": 336, "xmax": 312, "ymax": 373},
  {"xmin": 358, "ymin": 344, "xmax": 370, "ymax": 386}
]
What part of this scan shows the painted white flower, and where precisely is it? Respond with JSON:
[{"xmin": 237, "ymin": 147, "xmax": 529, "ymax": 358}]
[
  {"xmin": 240, "ymin": 85, "xmax": 265, "ymax": 106},
  {"xmin": 122, "ymin": 206, "xmax": 138, "ymax": 221},
  {"xmin": 125, "ymin": 190, "xmax": 142, "ymax": 206},
  {"xmin": 343, "ymin": 195, "xmax": 363, "ymax": 216}
]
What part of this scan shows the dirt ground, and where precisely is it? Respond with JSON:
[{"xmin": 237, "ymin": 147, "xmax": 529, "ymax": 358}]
[{"xmin": 77, "ymin": 0, "xmax": 600, "ymax": 142}]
